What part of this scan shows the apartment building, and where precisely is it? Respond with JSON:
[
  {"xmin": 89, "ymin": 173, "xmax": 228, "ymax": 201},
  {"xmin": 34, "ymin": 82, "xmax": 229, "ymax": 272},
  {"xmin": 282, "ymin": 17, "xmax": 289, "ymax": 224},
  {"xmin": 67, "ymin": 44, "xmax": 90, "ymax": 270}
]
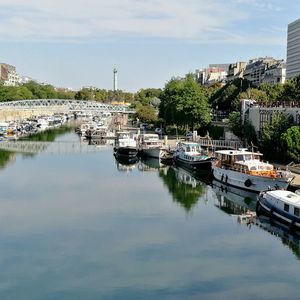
[
  {"xmin": 227, "ymin": 62, "xmax": 247, "ymax": 82},
  {"xmin": 0, "ymin": 63, "xmax": 20, "ymax": 86},
  {"xmin": 286, "ymin": 18, "xmax": 300, "ymax": 79},
  {"xmin": 243, "ymin": 57, "xmax": 284, "ymax": 86}
]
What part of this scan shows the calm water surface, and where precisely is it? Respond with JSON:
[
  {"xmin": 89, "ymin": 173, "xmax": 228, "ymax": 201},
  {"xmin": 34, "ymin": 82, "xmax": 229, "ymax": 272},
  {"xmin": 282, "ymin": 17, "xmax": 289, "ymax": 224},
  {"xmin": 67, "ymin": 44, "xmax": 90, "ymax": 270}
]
[{"xmin": 0, "ymin": 128, "xmax": 299, "ymax": 299}]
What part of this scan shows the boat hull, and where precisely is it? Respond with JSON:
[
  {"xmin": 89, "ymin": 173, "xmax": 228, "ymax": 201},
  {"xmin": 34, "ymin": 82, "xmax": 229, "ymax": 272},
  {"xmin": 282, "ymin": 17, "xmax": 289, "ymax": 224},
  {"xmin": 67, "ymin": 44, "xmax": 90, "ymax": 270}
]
[
  {"xmin": 212, "ymin": 165, "xmax": 289, "ymax": 193},
  {"xmin": 257, "ymin": 198, "xmax": 300, "ymax": 230},
  {"xmin": 140, "ymin": 147, "xmax": 166, "ymax": 159},
  {"xmin": 174, "ymin": 157, "xmax": 212, "ymax": 172},
  {"xmin": 114, "ymin": 147, "xmax": 138, "ymax": 158}
]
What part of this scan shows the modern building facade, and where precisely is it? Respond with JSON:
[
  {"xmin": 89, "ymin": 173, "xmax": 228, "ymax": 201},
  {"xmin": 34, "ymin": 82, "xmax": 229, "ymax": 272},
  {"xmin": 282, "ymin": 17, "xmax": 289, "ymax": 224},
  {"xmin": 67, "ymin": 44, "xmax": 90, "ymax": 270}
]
[{"xmin": 286, "ymin": 18, "xmax": 300, "ymax": 79}]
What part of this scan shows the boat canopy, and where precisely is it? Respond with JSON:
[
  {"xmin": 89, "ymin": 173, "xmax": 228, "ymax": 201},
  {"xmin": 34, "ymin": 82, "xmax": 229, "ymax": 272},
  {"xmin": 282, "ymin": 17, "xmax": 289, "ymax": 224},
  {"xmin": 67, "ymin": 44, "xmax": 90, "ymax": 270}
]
[{"xmin": 266, "ymin": 190, "xmax": 300, "ymax": 206}]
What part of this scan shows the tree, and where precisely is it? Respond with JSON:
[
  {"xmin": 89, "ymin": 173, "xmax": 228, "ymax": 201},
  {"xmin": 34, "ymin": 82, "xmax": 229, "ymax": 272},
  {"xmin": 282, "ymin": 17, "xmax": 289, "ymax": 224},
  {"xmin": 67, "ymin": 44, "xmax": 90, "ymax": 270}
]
[
  {"xmin": 239, "ymin": 88, "xmax": 268, "ymax": 104},
  {"xmin": 228, "ymin": 111, "xmax": 257, "ymax": 145},
  {"xmin": 281, "ymin": 75, "xmax": 300, "ymax": 103},
  {"xmin": 135, "ymin": 103, "xmax": 158, "ymax": 123},
  {"xmin": 260, "ymin": 112, "xmax": 293, "ymax": 162},
  {"xmin": 281, "ymin": 126, "xmax": 300, "ymax": 163},
  {"xmin": 159, "ymin": 75, "xmax": 211, "ymax": 130}
]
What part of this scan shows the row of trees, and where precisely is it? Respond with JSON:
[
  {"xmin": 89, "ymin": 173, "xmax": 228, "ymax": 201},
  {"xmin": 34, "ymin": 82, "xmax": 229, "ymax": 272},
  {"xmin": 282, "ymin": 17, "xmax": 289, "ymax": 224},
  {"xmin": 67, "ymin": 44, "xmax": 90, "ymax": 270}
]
[{"xmin": 0, "ymin": 81, "xmax": 135, "ymax": 103}]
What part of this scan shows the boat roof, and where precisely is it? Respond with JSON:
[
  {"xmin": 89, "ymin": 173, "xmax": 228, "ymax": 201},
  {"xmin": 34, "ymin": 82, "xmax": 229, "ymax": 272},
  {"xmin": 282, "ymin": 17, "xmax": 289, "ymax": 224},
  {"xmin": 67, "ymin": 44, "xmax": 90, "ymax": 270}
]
[
  {"xmin": 267, "ymin": 190, "xmax": 300, "ymax": 206},
  {"xmin": 215, "ymin": 149, "xmax": 263, "ymax": 156}
]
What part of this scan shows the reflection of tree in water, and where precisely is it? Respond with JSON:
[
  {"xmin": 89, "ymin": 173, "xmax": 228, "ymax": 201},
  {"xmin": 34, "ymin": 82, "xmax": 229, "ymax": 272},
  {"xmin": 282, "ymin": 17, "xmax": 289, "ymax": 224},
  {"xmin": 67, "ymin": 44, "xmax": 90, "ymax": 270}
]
[
  {"xmin": 159, "ymin": 167, "xmax": 205, "ymax": 212},
  {"xmin": 0, "ymin": 150, "xmax": 15, "ymax": 169},
  {"xmin": 21, "ymin": 125, "xmax": 73, "ymax": 142}
]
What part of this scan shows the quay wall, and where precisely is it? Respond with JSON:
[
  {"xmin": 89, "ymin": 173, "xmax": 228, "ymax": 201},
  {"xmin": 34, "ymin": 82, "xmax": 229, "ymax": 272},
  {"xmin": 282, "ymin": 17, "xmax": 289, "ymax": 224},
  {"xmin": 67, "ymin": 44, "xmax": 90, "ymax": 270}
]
[{"xmin": 0, "ymin": 108, "xmax": 64, "ymax": 122}]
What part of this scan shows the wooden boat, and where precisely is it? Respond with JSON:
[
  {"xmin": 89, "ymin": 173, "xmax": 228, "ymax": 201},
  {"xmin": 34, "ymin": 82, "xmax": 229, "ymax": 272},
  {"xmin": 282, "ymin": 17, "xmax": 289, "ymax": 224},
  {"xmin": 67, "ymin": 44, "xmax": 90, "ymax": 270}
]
[{"xmin": 212, "ymin": 149, "xmax": 294, "ymax": 192}]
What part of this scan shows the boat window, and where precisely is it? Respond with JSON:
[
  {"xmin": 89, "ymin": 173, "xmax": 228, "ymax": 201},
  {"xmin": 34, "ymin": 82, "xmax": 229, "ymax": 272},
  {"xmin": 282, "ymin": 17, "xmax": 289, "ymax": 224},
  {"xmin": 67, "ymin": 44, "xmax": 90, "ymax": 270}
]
[
  {"xmin": 284, "ymin": 204, "xmax": 289, "ymax": 212},
  {"xmin": 294, "ymin": 207, "xmax": 300, "ymax": 216},
  {"xmin": 250, "ymin": 166, "xmax": 257, "ymax": 171},
  {"xmin": 236, "ymin": 155, "xmax": 244, "ymax": 161},
  {"xmin": 187, "ymin": 147, "xmax": 191, "ymax": 152}
]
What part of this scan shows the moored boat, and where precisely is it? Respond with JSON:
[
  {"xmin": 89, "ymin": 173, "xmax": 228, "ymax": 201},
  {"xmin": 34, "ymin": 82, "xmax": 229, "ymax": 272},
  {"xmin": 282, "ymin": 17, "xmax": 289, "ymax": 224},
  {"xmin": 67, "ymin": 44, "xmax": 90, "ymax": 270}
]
[
  {"xmin": 114, "ymin": 131, "xmax": 138, "ymax": 158},
  {"xmin": 257, "ymin": 190, "xmax": 300, "ymax": 230},
  {"xmin": 212, "ymin": 149, "xmax": 294, "ymax": 192},
  {"xmin": 138, "ymin": 133, "xmax": 166, "ymax": 158},
  {"xmin": 173, "ymin": 142, "xmax": 215, "ymax": 171}
]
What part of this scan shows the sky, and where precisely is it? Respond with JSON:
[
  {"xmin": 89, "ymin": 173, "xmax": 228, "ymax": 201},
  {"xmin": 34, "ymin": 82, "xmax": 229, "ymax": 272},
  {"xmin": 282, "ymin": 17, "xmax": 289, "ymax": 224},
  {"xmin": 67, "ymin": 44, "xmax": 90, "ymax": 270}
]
[{"xmin": 0, "ymin": 0, "xmax": 299, "ymax": 92}]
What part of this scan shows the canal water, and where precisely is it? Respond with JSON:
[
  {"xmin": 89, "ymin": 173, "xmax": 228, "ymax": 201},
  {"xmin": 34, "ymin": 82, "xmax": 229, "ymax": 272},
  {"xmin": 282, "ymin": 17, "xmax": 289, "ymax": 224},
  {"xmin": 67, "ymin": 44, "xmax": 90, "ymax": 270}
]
[{"xmin": 0, "ymin": 127, "xmax": 299, "ymax": 300}]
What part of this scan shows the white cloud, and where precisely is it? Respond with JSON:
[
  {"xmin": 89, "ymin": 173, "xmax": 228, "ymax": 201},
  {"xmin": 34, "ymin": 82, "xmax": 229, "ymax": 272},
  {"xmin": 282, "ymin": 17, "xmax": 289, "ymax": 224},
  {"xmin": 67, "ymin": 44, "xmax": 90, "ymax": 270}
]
[{"xmin": 0, "ymin": 0, "xmax": 250, "ymax": 42}]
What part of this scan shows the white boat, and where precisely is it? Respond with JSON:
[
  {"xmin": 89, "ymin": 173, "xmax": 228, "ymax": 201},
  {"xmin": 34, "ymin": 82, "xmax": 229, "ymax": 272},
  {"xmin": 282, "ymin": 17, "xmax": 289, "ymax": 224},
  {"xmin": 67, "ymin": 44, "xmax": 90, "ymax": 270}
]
[
  {"xmin": 114, "ymin": 131, "xmax": 138, "ymax": 158},
  {"xmin": 173, "ymin": 142, "xmax": 215, "ymax": 172},
  {"xmin": 212, "ymin": 149, "xmax": 294, "ymax": 192},
  {"xmin": 257, "ymin": 190, "xmax": 300, "ymax": 230},
  {"xmin": 138, "ymin": 133, "xmax": 166, "ymax": 158}
]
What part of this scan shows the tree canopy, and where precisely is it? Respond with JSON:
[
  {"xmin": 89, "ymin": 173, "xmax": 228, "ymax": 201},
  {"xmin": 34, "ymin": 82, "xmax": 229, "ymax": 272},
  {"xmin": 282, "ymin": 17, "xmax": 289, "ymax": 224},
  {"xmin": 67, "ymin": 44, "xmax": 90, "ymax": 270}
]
[{"xmin": 159, "ymin": 75, "xmax": 211, "ymax": 130}]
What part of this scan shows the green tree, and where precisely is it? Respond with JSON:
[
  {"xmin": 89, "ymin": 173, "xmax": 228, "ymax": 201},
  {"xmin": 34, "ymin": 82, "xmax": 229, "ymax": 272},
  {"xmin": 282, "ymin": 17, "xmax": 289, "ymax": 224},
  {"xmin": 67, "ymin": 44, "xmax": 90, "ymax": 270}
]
[
  {"xmin": 135, "ymin": 103, "xmax": 158, "ymax": 123},
  {"xmin": 239, "ymin": 88, "xmax": 268, "ymax": 103},
  {"xmin": 159, "ymin": 75, "xmax": 211, "ymax": 130},
  {"xmin": 281, "ymin": 126, "xmax": 300, "ymax": 163},
  {"xmin": 228, "ymin": 111, "xmax": 257, "ymax": 145},
  {"xmin": 260, "ymin": 112, "xmax": 293, "ymax": 162}
]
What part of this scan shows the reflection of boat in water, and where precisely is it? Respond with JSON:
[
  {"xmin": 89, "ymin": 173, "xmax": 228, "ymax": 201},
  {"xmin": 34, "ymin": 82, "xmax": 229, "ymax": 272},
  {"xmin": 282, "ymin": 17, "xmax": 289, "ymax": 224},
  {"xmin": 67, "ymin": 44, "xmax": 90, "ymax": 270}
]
[
  {"xmin": 114, "ymin": 155, "xmax": 139, "ymax": 172},
  {"xmin": 212, "ymin": 179, "xmax": 257, "ymax": 215},
  {"xmin": 252, "ymin": 215, "xmax": 300, "ymax": 259},
  {"xmin": 138, "ymin": 157, "xmax": 165, "ymax": 171},
  {"xmin": 159, "ymin": 166, "xmax": 207, "ymax": 212}
]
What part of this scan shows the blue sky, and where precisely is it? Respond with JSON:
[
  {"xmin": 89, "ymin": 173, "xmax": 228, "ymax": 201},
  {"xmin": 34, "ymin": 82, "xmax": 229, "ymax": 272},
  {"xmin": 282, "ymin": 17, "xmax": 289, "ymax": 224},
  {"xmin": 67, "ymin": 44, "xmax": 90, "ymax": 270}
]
[{"xmin": 0, "ymin": 0, "xmax": 299, "ymax": 92}]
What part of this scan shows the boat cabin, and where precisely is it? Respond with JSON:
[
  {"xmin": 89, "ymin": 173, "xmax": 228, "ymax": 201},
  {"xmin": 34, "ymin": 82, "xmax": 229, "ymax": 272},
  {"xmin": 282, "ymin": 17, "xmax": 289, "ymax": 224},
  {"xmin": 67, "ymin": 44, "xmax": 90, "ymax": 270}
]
[
  {"xmin": 215, "ymin": 149, "xmax": 276, "ymax": 176},
  {"xmin": 262, "ymin": 190, "xmax": 300, "ymax": 217}
]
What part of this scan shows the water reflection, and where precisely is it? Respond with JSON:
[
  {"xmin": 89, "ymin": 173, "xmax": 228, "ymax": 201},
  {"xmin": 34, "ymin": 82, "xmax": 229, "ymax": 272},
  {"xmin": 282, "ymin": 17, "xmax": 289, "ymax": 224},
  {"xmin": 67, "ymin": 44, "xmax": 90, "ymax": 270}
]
[
  {"xmin": 255, "ymin": 215, "xmax": 300, "ymax": 259},
  {"xmin": 114, "ymin": 155, "xmax": 139, "ymax": 172},
  {"xmin": 212, "ymin": 180, "xmax": 300, "ymax": 259},
  {"xmin": 159, "ymin": 166, "xmax": 206, "ymax": 212},
  {"xmin": 212, "ymin": 179, "xmax": 257, "ymax": 215},
  {"xmin": 0, "ymin": 150, "xmax": 16, "ymax": 169},
  {"xmin": 138, "ymin": 157, "xmax": 165, "ymax": 172}
]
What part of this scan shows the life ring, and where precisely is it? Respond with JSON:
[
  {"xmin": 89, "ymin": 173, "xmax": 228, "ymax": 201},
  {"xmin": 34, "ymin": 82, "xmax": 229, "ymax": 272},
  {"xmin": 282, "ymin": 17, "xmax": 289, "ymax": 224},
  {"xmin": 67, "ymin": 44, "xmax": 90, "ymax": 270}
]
[{"xmin": 244, "ymin": 179, "xmax": 252, "ymax": 187}]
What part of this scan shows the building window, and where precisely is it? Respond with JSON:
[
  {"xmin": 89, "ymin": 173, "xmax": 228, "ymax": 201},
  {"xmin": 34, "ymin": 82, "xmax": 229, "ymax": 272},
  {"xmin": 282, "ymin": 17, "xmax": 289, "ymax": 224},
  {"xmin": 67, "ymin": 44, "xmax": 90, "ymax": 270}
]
[
  {"xmin": 294, "ymin": 207, "xmax": 300, "ymax": 216},
  {"xmin": 284, "ymin": 204, "xmax": 289, "ymax": 212}
]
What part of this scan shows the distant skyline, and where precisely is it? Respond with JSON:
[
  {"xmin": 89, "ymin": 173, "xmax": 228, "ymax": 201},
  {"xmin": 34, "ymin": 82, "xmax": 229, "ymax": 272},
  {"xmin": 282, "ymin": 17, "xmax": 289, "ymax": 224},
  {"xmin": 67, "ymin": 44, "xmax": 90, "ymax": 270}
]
[{"xmin": 0, "ymin": 0, "xmax": 299, "ymax": 92}]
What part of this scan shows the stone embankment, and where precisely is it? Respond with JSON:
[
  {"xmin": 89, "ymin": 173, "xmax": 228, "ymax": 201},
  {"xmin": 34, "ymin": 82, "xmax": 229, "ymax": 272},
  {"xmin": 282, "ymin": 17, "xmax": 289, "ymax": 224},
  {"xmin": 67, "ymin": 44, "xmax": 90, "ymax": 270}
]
[{"xmin": 0, "ymin": 109, "xmax": 54, "ymax": 122}]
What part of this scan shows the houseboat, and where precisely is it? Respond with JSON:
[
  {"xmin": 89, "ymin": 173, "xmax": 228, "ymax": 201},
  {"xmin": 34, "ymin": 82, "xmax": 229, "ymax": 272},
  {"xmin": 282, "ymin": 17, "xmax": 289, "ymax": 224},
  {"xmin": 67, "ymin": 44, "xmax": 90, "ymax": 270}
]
[
  {"xmin": 212, "ymin": 149, "xmax": 294, "ymax": 192},
  {"xmin": 173, "ymin": 142, "xmax": 215, "ymax": 172},
  {"xmin": 257, "ymin": 190, "xmax": 300, "ymax": 230},
  {"xmin": 138, "ymin": 133, "xmax": 166, "ymax": 159},
  {"xmin": 114, "ymin": 131, "xmax": 138, "ymax": 158}
]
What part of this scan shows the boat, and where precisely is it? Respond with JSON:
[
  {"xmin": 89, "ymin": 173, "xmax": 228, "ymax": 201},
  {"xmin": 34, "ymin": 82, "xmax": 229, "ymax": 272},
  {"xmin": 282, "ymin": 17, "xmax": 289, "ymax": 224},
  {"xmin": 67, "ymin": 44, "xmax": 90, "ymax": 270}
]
[
  {"xmin": 114, "ymin": 131, "xmax": 138, "ymax": 158},
  {"xmin": 212, "ymin": 149, "xmax": 294, "ymax": 192},
  {"xmin": 138, "ymin": 133, "xmax": 166, "ymax": 158},
  {"xmin": 257, "ymin": 190, "xmax": 300, "ymax": 231},
  {"xmin": 173, "ymin": 142, "xmax": 215, "ymax": 172}
]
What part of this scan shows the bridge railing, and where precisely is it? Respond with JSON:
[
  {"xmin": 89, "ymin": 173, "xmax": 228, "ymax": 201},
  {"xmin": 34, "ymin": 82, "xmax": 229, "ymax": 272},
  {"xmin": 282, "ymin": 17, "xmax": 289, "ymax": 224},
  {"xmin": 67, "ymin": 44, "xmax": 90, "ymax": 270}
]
[
  {"xmin": 0, "ymin": 99, "xmax": 135, "ymax": 113},
  {"xmin": 196, "ymin": 138, "xmax": 242, "ymax": 150}
]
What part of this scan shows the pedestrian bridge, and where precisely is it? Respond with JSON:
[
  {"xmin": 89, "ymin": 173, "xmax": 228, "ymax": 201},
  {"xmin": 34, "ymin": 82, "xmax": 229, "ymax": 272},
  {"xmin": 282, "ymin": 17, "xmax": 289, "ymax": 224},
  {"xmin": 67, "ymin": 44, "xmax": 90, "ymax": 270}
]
[
  {"xmin": 0, "ymin": 99, "xmax": 135, "ymax": 114},
  {"xmin": 0, "ymin": 140, "xmax": 110, "ymax": 154}
]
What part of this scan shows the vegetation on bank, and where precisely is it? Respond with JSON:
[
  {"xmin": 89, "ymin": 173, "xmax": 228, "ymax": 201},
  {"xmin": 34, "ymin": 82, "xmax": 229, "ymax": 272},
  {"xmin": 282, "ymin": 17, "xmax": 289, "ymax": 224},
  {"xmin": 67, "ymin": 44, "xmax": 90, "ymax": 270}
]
[{"xmin": 1, "ymin": 74, "xmax": 300, "ymax": 163}]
